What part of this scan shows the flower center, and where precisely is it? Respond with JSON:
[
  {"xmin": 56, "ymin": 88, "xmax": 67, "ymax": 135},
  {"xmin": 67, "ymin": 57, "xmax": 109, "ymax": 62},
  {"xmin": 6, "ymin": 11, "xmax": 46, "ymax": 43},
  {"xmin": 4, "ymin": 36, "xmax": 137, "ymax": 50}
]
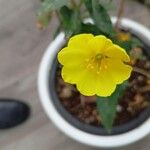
[
  {"xmin": 95, "ymin": 53, "xmax": 103, "ymax": 61},
  {"xmin": 86, "ymin": 53, "xmax": 108, "ymax": 74}
]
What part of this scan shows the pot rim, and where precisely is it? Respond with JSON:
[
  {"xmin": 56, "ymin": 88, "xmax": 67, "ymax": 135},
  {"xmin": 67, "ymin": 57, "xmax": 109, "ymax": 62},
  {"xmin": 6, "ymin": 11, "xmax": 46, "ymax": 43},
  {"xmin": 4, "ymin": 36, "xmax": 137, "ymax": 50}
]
[{"xmin": 38, "ymin": 17, "xmax": 150, "ymax": 148}]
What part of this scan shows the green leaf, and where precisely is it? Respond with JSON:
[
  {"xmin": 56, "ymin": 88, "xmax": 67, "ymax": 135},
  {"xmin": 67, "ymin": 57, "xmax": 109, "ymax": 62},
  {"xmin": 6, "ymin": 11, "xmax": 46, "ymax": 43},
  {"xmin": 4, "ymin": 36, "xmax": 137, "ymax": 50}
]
[
  {"xmin": 92, "ymin": 0, "xmax": 115, "ymax": 37},
  {"xmin": 38, "ymin": 0, "xmax": 68, "ymax": 26},
  {"xmin": 99, "ymin": 0, "xmax": 115, "ymax": 11},
  {"xmin": 114, "ymin": 37, "xmax": 143, "ymax": 53},
  {"xmin": 130, "ymin": 37, "xmax": 143, "ymax": 48},
  {"xmin": 38, "ymin": 0, "xmax": 68, "ymax": 14},
  {"xmin": 85, "ymin": 0, "xmax": 115, "ymax": 37},
  {"xmin": 116, "ymin": 40, "xmax": 132, "ymax": 53},
  {"xmin": 59, "ymin": 6, "xmax": 81, "ymax": 38},
  {"xmin": 96, "ymin": 81, "xmax": 128, "ymax": 133},
  {"xmin": 80, "ymin": 23, "xmax": 103, "ymax": 35},
  {"xmin": 84, "ymin": 0, "xmax": 93, "ymax": 14}
]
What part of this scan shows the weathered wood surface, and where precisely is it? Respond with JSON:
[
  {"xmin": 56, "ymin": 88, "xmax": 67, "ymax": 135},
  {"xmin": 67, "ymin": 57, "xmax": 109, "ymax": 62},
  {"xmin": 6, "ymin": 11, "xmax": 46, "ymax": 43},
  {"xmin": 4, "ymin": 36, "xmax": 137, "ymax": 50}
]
[{"xmin": 0, "ymin": 0, "xmax": 149, "ymax": 149}]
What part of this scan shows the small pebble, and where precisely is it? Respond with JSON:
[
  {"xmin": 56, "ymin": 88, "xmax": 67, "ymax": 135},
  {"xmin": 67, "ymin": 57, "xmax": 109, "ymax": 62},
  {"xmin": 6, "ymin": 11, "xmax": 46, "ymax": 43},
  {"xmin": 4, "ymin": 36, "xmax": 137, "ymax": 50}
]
[
  {"xmin": 92, "ymin": 110, "xmax": 97, "ymax": 116},
  {"xmin": 85, "ymin": 118, "xmax": 91, "ymax": 124},
  {"xmin": 142, "ymin": 101, "xmax": 150, "ymax": 108},
  {"xmin": 116, "ymin": 105, "xmax": 122, "ymax": 112},
  {"xmin": 147, "ymin": 80, "xmax": 150, "ymax": 85},
  {"xmin": 145, "ymin": 62, "xmax": 150, "ymax": 69},
  {"xmin": 127, "ymin": 106, "xmax": 133, "ymax": 113},
  {"xmin": 59, "ymin": 86, "xmax": 72, "ymax": 98},
  {"xmin": 58, "ymin": 78, "xmax": 65, "ymax": 86},
  {"xmin": 84, "ymin": 110, "xmax": 89, "ymax": 116},
  {"xmin": 137, "ymin": 76, "xmax": 144, "ymax": 82},
  {"xmin": 133, "ymin": 85, "xmax": 138, "ymax": 90},
  {"xmin": 134, "ymin": 94, "xmax": 144, "ymax": 104},
  {"xmin": 130, "ymin": 47, "xmax": 142, "ymax": 60},
  {"xmin": 89, "ymin": 116, "xmax": 95, "ymax": 123}
]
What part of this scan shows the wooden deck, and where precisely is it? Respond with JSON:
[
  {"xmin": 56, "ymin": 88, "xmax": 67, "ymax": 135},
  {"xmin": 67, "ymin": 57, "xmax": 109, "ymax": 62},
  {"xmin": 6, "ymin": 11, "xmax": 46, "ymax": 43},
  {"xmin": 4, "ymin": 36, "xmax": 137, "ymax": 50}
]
[{"xmin": 0, "ymin": 0, "xmax": 149, "ymax": 149}]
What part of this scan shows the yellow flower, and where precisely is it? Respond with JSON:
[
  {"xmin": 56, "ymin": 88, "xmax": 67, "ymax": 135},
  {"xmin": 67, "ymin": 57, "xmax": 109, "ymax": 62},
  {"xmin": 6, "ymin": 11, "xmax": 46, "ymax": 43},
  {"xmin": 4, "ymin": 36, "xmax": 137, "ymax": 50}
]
[
  {"xmin": 58, "ymin": 34, "xmax": 132, "ymax": 97},
  {"xmin": 117, "ymin": 32, "xmax": 131, "ymax": 42}
]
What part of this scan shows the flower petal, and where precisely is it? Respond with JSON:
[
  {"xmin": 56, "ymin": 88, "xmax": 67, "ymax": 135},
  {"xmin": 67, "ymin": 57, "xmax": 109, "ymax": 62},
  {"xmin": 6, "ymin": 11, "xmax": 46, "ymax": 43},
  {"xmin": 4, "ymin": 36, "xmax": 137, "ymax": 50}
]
[
  {"xmin": 76, "ymin": 67, "xmax": 116, "ymax": 97},
  {"xmin": 58, "ymin": 34, "xmax": 94, "ymax": 67},
  {"xmin": 61, "ymin": 65, "xmax": 85, "ymax": 84},
  {"xmin": 105, "ymin": 44, "xmax": 130, "ymax": 62},
  {"xmin": 68, "ymin": 34, "xmax": 94, "ymax": 49},
  {"xmin": 58, "ymin": 47, "xmax": 87, "ymax": 67},
  {"xmin": 106, "ymin": 58, "xmax": 132, "ymax": 84},
  {"xmin": 95, "ymin": 68, "xmax": 117, "ymax": 97},
  {"xmin": 76, "ymin": 70, "xmax": 98, "ymax": 96},
  {"xmin": 88, "ymin": 35, "xmax": 113, "ymax": 53},
  {"xmin": 96, "ymin": 82, "xmax": 116, "ymax": 97}
]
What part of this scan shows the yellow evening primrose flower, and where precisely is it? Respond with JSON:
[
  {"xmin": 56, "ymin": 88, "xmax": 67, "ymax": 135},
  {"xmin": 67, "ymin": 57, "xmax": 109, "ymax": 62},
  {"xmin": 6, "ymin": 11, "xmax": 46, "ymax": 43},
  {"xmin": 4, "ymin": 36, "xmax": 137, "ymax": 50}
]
[
  {"xmin": 117, "ymin": 32, "xmax": 131, "ymax": 42},
  {"xmin": 58, "ymin": 34, "xmax": 132, "ymax": 97}
]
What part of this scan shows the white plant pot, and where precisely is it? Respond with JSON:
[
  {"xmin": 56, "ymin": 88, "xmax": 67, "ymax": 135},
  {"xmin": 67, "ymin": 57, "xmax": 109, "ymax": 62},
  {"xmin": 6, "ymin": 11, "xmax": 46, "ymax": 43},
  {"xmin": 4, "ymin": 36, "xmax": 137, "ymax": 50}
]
[{"xmin": 38, "ymin": 18, "xmax": 150, "ymax": 148}]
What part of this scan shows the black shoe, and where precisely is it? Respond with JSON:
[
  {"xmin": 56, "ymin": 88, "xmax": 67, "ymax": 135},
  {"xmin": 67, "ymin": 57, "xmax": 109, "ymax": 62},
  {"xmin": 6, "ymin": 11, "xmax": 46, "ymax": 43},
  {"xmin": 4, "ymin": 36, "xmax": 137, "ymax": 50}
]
[{"xmin": 0, "ymin": 98, "xmax": 30, "ymax": 129}]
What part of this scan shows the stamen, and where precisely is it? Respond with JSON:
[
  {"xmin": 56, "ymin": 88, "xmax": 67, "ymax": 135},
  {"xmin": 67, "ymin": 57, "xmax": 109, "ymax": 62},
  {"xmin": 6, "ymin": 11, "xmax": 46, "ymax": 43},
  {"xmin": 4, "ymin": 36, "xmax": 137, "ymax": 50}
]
[
  {"xmin": 87, "ymin": 63, "xmax": 94, "ymax": 69},
  {"xmin": 86, "ymin": 53, "xmax": 107, "ymax": 73},
  {"xmin": 95, "ymin": 53, "xmax": 102, "ymax": 60},
  {"xmin": 97, "ymin": 65, "xmax": 102, "ymax": 74},
  {"xmin": 104, "ymin": 65, "xmax": 108, "ymax": 69},
  {"xmin": 97, "ymin": 70, "xmax": 100, "ymax": 74}
]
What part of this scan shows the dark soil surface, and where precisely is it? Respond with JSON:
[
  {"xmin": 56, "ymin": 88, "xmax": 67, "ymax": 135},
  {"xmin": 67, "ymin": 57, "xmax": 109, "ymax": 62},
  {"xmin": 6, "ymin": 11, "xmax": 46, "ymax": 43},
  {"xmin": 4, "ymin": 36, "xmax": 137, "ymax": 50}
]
[{"xmin": 55, "ymin": 52, "xmax": 150, "ymax": 126}]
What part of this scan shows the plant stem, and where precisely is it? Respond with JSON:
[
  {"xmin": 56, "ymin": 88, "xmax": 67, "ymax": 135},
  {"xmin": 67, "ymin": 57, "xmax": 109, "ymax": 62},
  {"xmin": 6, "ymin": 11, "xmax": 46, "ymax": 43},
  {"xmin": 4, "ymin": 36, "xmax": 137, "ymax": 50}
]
[
  {"xmin": 139, "ymin": 85, "xmax": 150, "ymax": 93},
  {"xmin": 115, "ymin": 0, "xmax": 125, "ymax": 31},
  {"xmin": 55, "ymin": 11, "xmax": 59, "ymax": 19},
  {"xmin": 78, "ymin": 0, "xmax": 84, "ymax": 8},
  {"xmin": 71, "ymin": 0, "xmax": 77, "ymax": 7},
  {"xmin": 125, "ymin": 61, "xmax": 150, "ymax": 79},
  {"xmin": 133, "ymin": 66, "xmax": 150, "ymax": 78},
  {"xmin": 55, "ymin": 11, "xmax": 61, "ymax": 24}
]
